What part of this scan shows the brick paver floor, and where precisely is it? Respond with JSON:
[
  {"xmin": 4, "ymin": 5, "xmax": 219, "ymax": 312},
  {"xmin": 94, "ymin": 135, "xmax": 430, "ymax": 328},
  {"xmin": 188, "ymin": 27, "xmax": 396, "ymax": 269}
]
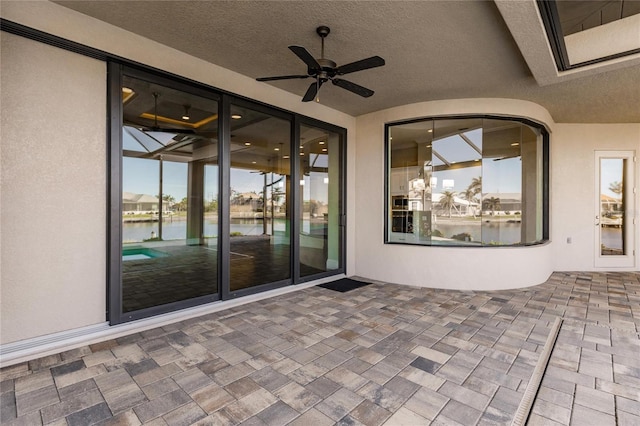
[{"xmin": 1, "ymin": 271, "xmax": 639, "ymax": 425}]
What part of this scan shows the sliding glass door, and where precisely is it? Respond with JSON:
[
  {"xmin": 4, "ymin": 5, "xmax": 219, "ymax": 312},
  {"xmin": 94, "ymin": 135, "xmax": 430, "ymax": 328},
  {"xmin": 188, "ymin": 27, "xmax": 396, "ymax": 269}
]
[
  {"xmin": 119, "ymin": 74, "xmax": 220, "ymax": 319},
  {"xmin": 299, "ymin": 124, "xmax": 343, "ymax": 277},
  {"xmin": 109, "ymin": 65, "xmax": 346, "ymax": 324},
  {"xmin": 228, "ymin": 103, "xmax": 292, "ymax": 292}
]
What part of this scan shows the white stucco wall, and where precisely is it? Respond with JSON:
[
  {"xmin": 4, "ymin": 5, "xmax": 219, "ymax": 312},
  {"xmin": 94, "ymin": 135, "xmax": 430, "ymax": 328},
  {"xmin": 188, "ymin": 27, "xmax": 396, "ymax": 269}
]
[
  {"xmin": 354, "ymin": 99, "xmax": 556, "ymax": 290},
  {"xmin": 551, "ymin": 124, "xmax": 640, "ymax": 271},
  {"xmin": 0, "ymin": 32, "xmax": 107, "ymax": 344}
]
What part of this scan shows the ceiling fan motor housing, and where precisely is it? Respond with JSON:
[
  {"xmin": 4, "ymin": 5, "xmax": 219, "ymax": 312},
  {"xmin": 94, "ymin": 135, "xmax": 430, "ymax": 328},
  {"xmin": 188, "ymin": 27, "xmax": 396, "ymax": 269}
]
[{"xmin": 314, "ymin": 58, "xmax": 337, "ymax": 81}]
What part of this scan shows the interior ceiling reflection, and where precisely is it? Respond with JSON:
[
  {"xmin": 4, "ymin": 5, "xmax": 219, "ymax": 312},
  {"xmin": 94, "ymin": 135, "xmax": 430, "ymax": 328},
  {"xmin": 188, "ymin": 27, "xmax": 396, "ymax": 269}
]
[
  {"xmin": 121, "ymin": 77, "xmax": 219, "ymax": 162},
  {"xmin": 390, "ymin": 119, "xmax": 532, "ymax": 170}
]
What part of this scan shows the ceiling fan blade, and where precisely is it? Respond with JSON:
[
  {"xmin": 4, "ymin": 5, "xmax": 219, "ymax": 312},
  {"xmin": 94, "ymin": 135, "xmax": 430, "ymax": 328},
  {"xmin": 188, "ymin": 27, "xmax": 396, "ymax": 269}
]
[
  {"xmin": 336, "ymin": 56, "xmax": 385, "ymax": 75},
  {"xmin": 256, "ymin": 75, "xmax": 310, "ymax": 82},
  {"xmin": 332, "ymin": 78, "xmax": 374, "ymax": 97},
  {"xmin": 289, "ymin": 46, "xmax": 321, "ymax": 70},
  {"xmin": 302, "ymin": 80, "xmax": 323, "ymax": 102}
]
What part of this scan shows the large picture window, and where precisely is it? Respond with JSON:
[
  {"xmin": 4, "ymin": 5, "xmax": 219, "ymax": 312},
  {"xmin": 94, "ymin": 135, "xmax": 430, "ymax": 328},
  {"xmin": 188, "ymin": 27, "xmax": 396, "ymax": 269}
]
[{"xmin": 386, "ymin": 116, "xmax": 548, "ymax": 246}]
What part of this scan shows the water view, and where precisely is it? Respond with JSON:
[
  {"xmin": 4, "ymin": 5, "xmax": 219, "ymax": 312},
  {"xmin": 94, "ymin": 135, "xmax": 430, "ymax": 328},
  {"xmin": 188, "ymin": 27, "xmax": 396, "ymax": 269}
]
[{"xmin": 123, "ymin": 218, "xmax": 289, "ymax": 243}]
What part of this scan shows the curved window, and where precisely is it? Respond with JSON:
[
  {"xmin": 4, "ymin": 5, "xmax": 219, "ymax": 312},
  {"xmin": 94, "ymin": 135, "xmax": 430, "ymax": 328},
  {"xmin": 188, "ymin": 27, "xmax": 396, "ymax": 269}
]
[{"xmin": 386, "ymin": 116, "xmax": 548, "ymax": 246}]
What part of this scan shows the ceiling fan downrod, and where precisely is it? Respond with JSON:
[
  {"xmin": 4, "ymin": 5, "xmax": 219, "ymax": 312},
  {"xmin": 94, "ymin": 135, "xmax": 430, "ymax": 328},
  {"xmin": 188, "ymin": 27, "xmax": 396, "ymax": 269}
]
[{"xmin": 317, "ymin": 25, "xmax": 330, "ymax": 60}]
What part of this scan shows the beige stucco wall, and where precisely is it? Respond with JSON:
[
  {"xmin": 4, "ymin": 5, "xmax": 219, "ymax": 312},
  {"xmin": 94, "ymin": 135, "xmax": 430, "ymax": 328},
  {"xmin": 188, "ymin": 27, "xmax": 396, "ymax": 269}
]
[
  {"xmin": 0, "ymin": 32, "xmax": 107, "ymax": 344},
  {"xmin": 551, "ymin": 124, "xmax": 640, "ymax": 271}
]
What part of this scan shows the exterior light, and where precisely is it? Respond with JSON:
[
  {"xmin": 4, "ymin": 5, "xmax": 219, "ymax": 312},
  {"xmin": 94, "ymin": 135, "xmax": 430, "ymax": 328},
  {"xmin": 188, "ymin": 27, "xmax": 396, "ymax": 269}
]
[
  {"xmin": 274, "ymin": 148, "xmax": 280, "ymax": 151},
  {"xmin": 322, "ymin": 148, "xmax": 327, "ymax": 152},
  {"xmin": 283, "ymin": 155, "xmax": 290, "ymax": 159},
  {"xmin": 231, "ymin": 114, "xmax": 242, "ymax": 119},
  {"xmin": 319, "ymin": 141, "xmax": 325, "ymax": 145},
  {"xmin": 511, "ymin": 142, "xmax": 520, "ymax": 146},
  {"xmin": 245, "ymin": 142, "xmax": 251, "ymax": 146}
]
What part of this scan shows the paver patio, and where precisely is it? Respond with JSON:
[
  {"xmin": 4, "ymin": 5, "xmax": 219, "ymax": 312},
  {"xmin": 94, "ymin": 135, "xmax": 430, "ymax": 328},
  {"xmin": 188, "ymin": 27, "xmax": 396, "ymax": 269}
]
[{"xmin": 1, "ymin": 271, "xmax": 639, "ymax": 425}]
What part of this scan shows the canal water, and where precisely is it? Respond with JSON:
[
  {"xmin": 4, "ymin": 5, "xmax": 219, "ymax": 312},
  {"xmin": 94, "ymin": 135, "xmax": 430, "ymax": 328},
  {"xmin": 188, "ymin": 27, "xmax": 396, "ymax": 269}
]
[{"xmin": 123, "ymin": 218, "xmax": 286, "ymax": 243}]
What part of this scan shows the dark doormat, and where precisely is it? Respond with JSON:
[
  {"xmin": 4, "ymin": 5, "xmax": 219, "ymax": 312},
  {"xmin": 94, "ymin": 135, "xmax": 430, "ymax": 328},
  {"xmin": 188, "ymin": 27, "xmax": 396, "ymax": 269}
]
[{"xmin": 318, "ymin": 278, "xmax": 371, "ymax": 293}]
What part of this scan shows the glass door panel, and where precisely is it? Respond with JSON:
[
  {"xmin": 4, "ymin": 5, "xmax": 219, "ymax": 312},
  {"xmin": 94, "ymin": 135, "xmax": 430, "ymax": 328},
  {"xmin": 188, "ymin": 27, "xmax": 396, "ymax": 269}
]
[
  {"xmin": 121, "ymin": 75, "xmax": 219, "ymax": 313},
  {"xmin": 595, "ymin": 152, "xmax": 635, "ymax": 268},
  {"xmin": 299, "ymin": 125, "xmax": 342, "ymax": 277},
  {"xmin": 229, "ymin": 105, "xmax": 291, "ymax": 290},
  {"xmin": 599, "ymin": 158, "xmax": 625, "ymax": 256}
]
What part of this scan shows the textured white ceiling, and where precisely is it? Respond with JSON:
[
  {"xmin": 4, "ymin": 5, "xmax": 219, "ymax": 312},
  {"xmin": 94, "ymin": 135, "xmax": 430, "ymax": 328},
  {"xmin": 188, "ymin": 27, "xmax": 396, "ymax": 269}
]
[{"xmin": 53, "ymin": 0, "xmax": 640, "ymax": 122}]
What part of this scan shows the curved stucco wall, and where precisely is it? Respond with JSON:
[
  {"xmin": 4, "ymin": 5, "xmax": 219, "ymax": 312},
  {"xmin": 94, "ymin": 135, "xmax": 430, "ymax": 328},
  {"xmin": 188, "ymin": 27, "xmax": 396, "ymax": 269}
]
[{"xmin": 354, "ymin": 98, "xmax": 555, "ymax": 290}]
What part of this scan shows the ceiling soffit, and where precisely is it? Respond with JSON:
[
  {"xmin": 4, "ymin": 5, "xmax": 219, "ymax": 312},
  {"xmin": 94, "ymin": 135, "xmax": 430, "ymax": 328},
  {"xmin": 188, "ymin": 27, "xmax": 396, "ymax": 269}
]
[{"xmin": 40, "ymin": 1, "xmax": 640, "ymax": 122}]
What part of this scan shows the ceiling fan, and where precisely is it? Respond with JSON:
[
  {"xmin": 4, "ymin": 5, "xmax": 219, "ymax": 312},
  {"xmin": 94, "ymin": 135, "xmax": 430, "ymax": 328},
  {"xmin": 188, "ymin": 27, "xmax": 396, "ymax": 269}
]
[{"xmin": 256, "ymin": 26, "xmax": 385, "ymax": 102}]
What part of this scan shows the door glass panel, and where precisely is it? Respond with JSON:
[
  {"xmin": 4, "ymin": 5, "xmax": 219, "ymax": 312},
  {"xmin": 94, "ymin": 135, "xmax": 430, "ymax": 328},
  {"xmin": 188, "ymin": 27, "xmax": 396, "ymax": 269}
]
[
  {"xmin": 600, "ymin": 158, "xmax": 625, "ymax": 255},
  {"xmin": 121, "ymin": 76, "xmax": 219, "ymax": 313},
  {"xmin": 299, "ymin": 125, "xmax": 342, "ymax": 276},
  {"xmin": 229, "ymin": 105, "xmax": 291, "ymax": 290}
]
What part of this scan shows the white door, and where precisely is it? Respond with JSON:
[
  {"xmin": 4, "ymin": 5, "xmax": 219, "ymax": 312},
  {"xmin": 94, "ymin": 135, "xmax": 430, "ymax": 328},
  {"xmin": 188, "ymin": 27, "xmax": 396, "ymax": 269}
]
[{"xmin": 594, "ymin": 151, "xmax": 636, "ymax": 268}]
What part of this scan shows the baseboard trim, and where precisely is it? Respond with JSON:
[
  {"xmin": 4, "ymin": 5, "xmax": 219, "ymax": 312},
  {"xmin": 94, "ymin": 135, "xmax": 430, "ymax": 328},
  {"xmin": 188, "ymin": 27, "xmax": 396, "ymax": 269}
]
[{"xmin": 0, "ymin": 275, "xmax": 343, "ymax": 368}]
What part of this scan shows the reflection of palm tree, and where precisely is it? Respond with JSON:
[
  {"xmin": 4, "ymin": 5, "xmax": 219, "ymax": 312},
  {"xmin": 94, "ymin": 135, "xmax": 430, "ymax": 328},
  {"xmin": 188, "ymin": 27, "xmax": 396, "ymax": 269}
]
[
  {"xmin": 469, "ymin": 176, "xmax": 482, "ymax": 196},
  {"xmin": 483, "ymin": 197, "xmax": 501, "ymax": 215},
  {"xmin": 459, "ymin": 187, "xmax": 477, "ymax": 216},
  {"xmin": 439, "ymin": 191, "xmax": 456, "ymax": 218},
  {"xmin": 609, "ymin": 181, "xmax": 623, "ymax": 196}
]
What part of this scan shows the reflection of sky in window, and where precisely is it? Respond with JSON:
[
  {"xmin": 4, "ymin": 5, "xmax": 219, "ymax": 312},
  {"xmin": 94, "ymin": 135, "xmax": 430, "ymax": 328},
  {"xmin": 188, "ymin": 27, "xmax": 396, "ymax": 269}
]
[
  {"xmin": 123, "ymin": 158, "xmax": 188, "ymax": 200},
  {"xmin": 123, "ymin": 127, "xmax": 164, "ymax": 152},
  {"xmin": 309, "ymin": 153, "xmax": 328, "ymax": 168},
  {"xmin": 163, "ymin": 162, "xmax": 188, "ymax": 200},
  {"xmin": 601, "ymin": 158, "xmax": 623, "ymax": 198},
  {"xmin": 432, "ymin": 129, "xmax": 482, "ymax": 165},
  {"xmin": 204, "ymin": 165, "xmax": 218, "ymax": 203},
  {"xmin": 482, "ymin": 157, "xmax": 521, "ymax": 194},
  {"xmin": 433, "ymin": 167, "xmax": 481, "ymax": 193},
  {"xmin": 432, "ymin": 158, "xmax": 522, "ymax": 194},
  {"xmin": 231, "ymin": 168, "xmax": 267, "ymax": 194}
]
